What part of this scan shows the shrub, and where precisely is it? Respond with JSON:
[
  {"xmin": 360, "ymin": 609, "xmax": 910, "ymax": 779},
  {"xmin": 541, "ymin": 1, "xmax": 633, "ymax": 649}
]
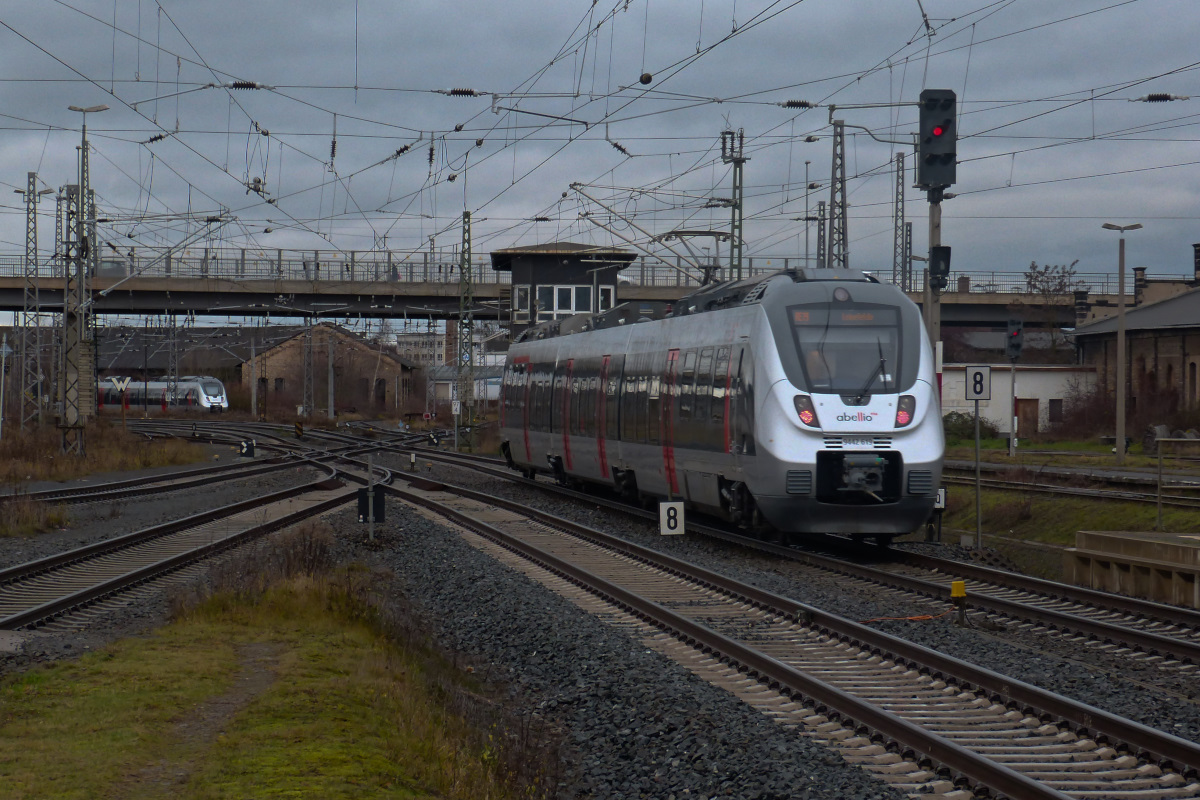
[{"xmin": 943, "ymin": 410, "xmax": 998, "ymax": 441}]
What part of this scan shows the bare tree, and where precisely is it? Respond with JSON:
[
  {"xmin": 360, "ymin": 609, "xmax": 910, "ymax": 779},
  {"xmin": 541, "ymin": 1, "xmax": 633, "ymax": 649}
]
[
  {"xmin": 1021, "ymin": 259, "xmax": 1084, "ymax": 359},
  {"xmin": 1025, "ymin": 259, "xmax": 1083, "ymax": 295}
]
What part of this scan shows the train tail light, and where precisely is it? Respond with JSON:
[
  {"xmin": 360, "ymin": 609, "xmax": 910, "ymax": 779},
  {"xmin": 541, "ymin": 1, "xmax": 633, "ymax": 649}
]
[
  {"xmin": 793, "ymin": 395, "xmax": 820, "ymax": 427},
  {"xmin": 894, "ymin": 395, "xmax": 916, "ymax": 428}
]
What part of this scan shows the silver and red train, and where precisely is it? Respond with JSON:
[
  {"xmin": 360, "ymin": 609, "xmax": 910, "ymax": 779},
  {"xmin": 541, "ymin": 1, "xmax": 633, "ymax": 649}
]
[{"xmin": 499, "ymin": 268, "xmax": 944, "ymax": 542}]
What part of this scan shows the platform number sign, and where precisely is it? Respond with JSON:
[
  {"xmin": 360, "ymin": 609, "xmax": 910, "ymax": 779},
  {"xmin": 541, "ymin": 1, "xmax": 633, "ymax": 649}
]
[
  {"xmin": 659, "ymin": 501, "xmax": 685, "ymax": 535},
  {"xmin": 965, "ymin": 366, "xmax": 991, "ymax": 401}
]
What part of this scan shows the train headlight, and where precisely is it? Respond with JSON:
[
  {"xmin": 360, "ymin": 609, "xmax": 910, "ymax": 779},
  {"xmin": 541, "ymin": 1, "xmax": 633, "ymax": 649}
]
[
  {"xmin": 793, "ymin": 395, "xmax": 820, "ymax": 427},
  {"xmin": 894, "ymin": 395, "xmax": 916, "ymax": 428}
]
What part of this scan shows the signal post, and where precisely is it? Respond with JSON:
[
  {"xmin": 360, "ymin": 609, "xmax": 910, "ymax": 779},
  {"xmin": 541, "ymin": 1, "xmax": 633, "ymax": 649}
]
[{"xmin": 917, "ymin": 90, "xmax": 957, "ymax": 372}]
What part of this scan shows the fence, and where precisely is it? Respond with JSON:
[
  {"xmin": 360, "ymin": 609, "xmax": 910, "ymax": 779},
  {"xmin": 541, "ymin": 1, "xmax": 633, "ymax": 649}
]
[{"xmin": 0, "ymin": 248, "xmax": 1183, "ymax": 295}]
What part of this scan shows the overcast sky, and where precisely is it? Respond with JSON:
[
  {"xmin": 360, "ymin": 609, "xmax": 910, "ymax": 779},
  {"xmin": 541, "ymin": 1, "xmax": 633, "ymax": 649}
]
[{"xmin": 2, "ymin": 0, "xmax": 1198, "ymax": 288}]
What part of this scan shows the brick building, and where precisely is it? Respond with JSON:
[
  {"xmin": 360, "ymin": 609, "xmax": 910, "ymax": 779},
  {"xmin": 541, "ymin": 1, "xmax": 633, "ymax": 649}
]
[{"xmin": 243, "ymin": 323, "xmax": 420, "ymax": 416}]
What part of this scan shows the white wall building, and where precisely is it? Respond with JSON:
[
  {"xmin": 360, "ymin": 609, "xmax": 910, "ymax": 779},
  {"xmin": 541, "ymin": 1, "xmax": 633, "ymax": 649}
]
[{"xmin": 940, "ymin": 364, "xmax": 1096, "ymax": 437}]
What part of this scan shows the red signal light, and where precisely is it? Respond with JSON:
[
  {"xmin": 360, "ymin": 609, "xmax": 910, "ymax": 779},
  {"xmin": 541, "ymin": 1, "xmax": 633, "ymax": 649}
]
[{"xmin": 932, "ymin": 125, "xmax": 945, "ymax": 137}]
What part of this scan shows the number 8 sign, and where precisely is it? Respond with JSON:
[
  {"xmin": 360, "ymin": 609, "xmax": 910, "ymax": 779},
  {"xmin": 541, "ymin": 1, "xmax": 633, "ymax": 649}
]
[
  {"xmin": 965, "ymin": 366, "xmax": 991, "ymax": 401},
  {"xmin": 659, "ymin": 501, "xmax": 685, "ymax": 535}
]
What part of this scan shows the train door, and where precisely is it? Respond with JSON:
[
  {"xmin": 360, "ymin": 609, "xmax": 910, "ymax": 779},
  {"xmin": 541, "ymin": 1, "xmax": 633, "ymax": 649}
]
[
  {"xmin": 597, "ymin": 355, "xmax": 611, "ymax": 478},
  {"xmin": 662, "ymin": 349, "xmax": 680, "ymax": 496},
  {"xmin": 560, "ymin": 358, "xmax": 574, "ymax": 471},
  {"xmin": 728, "ymin": 344, "xmax": 754, "ymax": 466}
]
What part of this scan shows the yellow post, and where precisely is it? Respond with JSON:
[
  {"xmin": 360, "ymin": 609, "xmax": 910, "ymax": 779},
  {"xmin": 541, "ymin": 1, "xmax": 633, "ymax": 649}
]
[{"xmin": 951, "ymin": 580, "xmax": 967, "ymax": 625}]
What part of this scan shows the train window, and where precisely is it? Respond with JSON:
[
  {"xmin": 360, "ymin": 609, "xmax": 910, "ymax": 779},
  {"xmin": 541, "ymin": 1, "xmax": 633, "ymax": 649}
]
[
  {"xmin": 606, "ymin": 357, "xmax": 621, "ymax": 441},
  {"xmin": 636, "ymin": 376, "xmax": 649, "ymax": 442},
  {"xmin": 791, "ymin": 303, "xmax": 901, "ymax": 395},
  {"xmin": 576, "ymin": 376, "xmax": 585, "ymax": 434},
  {"xmin": 621, "ymin": 373, "xmax": 637, "ymax": 440},
  {"xmin": 538, "ymin": 374, "xmax": 551, "ymax": 431},
  {"xmin": 647, "ymin": 375, "xmax": 661, "ymax": 445},
  {"xmin": 585, "ymin": 375, "xmax": 599, "ymax": 437},
  {"xmin": 712, "ymin": 347, "xmax": 730, "ymax": 423},
  {"xmin": 696, "ymin": 348, "xmax": 714, "ymax": 426},
  {"xmin": 680, "ymin": 351, "xmax": 697, "ymax": 418}
]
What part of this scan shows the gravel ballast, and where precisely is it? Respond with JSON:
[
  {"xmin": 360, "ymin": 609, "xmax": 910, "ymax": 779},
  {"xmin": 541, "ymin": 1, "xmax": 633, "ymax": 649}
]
[{"xmin": 327, "ymin": 505, "xmax": 905, "ymax": 800}]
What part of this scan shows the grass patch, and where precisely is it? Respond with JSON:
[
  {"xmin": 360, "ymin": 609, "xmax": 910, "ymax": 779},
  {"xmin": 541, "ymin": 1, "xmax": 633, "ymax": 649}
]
[
  {"xmin": 0, "ymin": 422, "xmax": 206, "ymax": 486},
  {"xmin": 945, "ymin": 442, "xmax": 1200, "ymax": 475},
  {"xmin": 942, "ymin": 485, "xmax": 1200, "ymax": 548},
  {"xmin": 0, "ymin": 494, "xmax": 70, "ymax": 538},
  {"xmin": 938, "ymin": 484, "xmax": 1200, "ymax": 580},
  {"xmin": 0, "ymin": 525, "xmax": 558, "ymax": 800}
]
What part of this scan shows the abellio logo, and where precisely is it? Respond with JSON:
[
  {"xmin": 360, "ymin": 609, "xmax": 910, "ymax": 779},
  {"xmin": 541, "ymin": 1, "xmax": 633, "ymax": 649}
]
[{"xmin": 836, "ymin": 411, "xmax": 877, "ymax": 422}]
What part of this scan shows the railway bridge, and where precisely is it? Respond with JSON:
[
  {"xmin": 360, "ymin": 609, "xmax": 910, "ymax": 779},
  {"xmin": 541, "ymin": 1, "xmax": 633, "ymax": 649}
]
[{"xmin": 0, "ymin": 247, "xmax": 1156, "ymax": 332}]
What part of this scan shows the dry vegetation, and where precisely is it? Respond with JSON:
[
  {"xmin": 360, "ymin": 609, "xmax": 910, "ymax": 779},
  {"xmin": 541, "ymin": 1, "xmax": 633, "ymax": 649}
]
[{"xmin": 0, "ymin": 421, "xmax": 206, "ymax": 486}]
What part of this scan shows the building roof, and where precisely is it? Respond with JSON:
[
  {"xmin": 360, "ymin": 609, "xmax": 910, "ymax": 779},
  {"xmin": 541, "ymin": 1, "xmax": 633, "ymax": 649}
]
[
  {"xmin": 1072, "ymin": 285, "xmax": 1200, "ymax": 337},
  {"xmin": 95, "ymin": 323, "xmax": 419, "ymax": 372},
  {"xmin": 489, "ymin": 241, "xmax": 637, "ymax": 271}
]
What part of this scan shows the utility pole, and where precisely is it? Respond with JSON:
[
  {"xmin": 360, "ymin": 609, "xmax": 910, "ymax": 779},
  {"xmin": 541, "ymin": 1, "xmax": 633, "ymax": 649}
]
[
  {"xmin": 827, "ymin": 121, "xmax": 848, "ymax": 269},
  {"xmin": 892, "ymin": 154, "xmax": 906, "ymax": 288},
  {"xmin": 19, "ymin": 172, "xmax": 51, "ymax": 428},
  {"xmin": 904, "ymin": 222, "xmax": 913, "ymax": 292},
  {"xmin": 327, "ymin": 329, "xmax": 335, "ymax": 419},
  {"xmin": 720, "ymin": 129, "xmax": 747, "ymax": 280},
  {"xmin": 302, "ymin": 316, "xmax": 314, "ymax": 416},
  {"xmin": 59, "ymin": 104, "xmax": 107, "ymax": 454},
  {"xmin": 60, "ymin": 184, "xmax": 86, "ymax": 455},
  {"xmin": 815, "ymin": 201, "xmax": 827, "ymax": 270},
  {"xmin": 804, "ymin": 160, "xmax": 811, "ymax": 267},
  {"xmin": 457, "ymin": 210, "xmax": 474, "ymax": 451}
]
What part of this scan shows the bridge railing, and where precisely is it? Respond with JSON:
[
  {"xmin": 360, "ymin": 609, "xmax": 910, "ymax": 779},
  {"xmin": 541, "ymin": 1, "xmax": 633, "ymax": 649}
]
[{"xmin": 0, "ymin": 248, "xmax": 1181, "ymax": 295}]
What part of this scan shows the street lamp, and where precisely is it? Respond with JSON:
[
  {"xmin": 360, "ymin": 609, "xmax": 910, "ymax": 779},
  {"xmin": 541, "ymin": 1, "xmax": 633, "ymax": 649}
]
[{"xmin": 1102, "ymin": 222, "xmax": 1142, "ymax": 465}]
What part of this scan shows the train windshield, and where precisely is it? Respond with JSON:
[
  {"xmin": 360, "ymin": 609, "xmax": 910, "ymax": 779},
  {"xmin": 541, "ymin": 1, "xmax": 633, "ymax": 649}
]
[
  {"xmin": 202, "ymin": 381, "xmax": 223, "ymax": 396},
  {"xmin": 789, "ymin": 304, "xmax": 902, "ymax": 395}
]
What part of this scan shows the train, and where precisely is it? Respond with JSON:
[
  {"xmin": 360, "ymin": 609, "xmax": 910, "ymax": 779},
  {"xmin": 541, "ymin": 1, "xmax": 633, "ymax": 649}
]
[
  {"xmin": 499, "ymin": 267, "xmax": 944, "ymax": 542},
  {"xmin": 96, "ymin": 375, "xmax": 229, "ymax": 412}
]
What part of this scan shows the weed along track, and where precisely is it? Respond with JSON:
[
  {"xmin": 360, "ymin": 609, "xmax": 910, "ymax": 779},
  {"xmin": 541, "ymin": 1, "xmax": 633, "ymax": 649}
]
[{"xmin": 381, "ymin": 475, "xmax": 1200, "ymax": 798}]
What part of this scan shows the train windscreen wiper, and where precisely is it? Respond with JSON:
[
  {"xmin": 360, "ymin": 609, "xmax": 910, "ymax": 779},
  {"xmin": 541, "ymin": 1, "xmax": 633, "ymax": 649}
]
[{"xmin": 852, "ymin": 339, "xmax": 888, "ymax": 403}]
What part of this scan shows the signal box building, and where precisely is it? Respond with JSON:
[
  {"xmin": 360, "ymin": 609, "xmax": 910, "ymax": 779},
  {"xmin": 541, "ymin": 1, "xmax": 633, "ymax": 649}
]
[{"xmin": 490, "ymin": 242, "xmax": 637, "ymax": 337}]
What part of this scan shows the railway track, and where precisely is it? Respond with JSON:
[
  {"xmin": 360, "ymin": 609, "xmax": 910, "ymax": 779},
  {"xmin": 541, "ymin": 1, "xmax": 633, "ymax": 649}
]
[
  {"xmin": 380, "ymin": 473, "xmax": 1200, "ymax": 799},
  {"xmin": 380, "ymin": 443, "xmax": 1200, "ymax": 673},
  {"xmin": 0, "ymin": 431, "xmax": 402, "ymax": 631},
  {"xmin": 0, "ymin": 471, "xmax": 353, "ymax": 631}
]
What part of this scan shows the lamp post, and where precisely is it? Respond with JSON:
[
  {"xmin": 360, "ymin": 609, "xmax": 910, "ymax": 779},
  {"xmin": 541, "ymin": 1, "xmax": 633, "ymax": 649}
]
[{"xmin": 1102, "ymin": 222, "xmax": 1142, "ymax": 466}]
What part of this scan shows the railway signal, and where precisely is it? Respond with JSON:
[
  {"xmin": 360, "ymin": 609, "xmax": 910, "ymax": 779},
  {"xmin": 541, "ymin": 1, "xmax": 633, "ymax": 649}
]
[
  {"xmin": 929, "ymin": 245, "xmax": 951, "ymax": 292},
  {"xmin": 918, "ymin": 89, "xmax": 956, "ymax": 189},
  {"xmin": 1006, "ymin": 319, "xmax": 1024, "ymax": 360}
]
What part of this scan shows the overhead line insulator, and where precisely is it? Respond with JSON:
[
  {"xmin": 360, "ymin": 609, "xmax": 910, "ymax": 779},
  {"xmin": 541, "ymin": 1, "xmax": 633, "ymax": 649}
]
[{"xmin": 779, "ymin": 100, "xmax": 815, "ymax": 109}]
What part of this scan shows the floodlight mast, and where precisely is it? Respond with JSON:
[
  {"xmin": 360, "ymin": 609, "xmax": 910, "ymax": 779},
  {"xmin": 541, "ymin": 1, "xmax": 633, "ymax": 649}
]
[{"xmin": 1101, "ymin": 222, "xmax": 1143, "ymax": 466}]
